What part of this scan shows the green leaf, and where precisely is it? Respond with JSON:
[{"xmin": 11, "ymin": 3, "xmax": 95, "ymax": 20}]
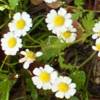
[
  {"xmin": 74, "ymin": 0, "xmax": 84, "ymax": 7},
  {"xmin": 72, "ymin": 11, "xmax": 83, "ymax": 20},
  {"xmin": 70, "ymin": 70, "xmax": 86, "ymax": 90},
  {"xmin": 82, "ymin": 11, "xmax": 95, "ymax": 32},
  {"xmin": 8, "ymin": 0, "xmax": 19, "ymax": 10},
  {"xmin": 0, "ymin": 79, "xmax": 12, "ymax": 100},
  {"xmin": 0, "ymin": 4, "xmax": 9, "ymax": 11},
  {"xmin": 58, "ymin": 55, "xmax": 74, "ymax": 70},
  {"xmin": 25, "ymin": 78, "xmax": 38, "ymax": 100},
  {"xmin": 70, "ymin": 96, "xmax": 79, "ymax": 100},
  {"xmin": 0, "ymin": 73, "xmax": 8, "ymax": 80},
  {"xmin": 80, "ymin": 11, "xmax": 95, "ymax": 42},
  {"xmin": 40, "ymin": 36, "xmax": 67, "ymax": 62}
]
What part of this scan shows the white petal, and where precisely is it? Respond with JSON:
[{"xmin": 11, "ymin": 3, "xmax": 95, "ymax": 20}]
[
  {"xmin": 92, "ymin": 34, "xmax": 98, "ymax": 39},
  {"xmin": 55, "ymin": 92, "xmax": 64, "ymax": 99},
  {"xmin": 33, "ymin": 68, "xmax": 41, "ymax": 75},
  {"xmin": 36, "ymin": 51, "xmax": 43, "ymax": 57},
  {"xmin": 92, "ymin": 46, "xmax": 97, "ymax": 51},
  {"xmin": 98, "ymin": 52, "xmax": 100, "ymax": 57},
  {"xmin": 51, "ymin": 85, "xmax": 58, "ymax": 92},
  {"xmin": 32, "ymin": 76, "xmax": 39, "ymax": 85},
  {"xmin": 20, "ymin": 51, "xmax": 26, "ymax": 55},
  {"xmin": 58, "ymin": 8, "xmax": 66, "ymax": 16},
  {"xmin": 19, "ymin": 57, "xmax": 26, "ymax": 63},
  {"xmin": 63, "ymin": 76, "xmax": 72, "ymax": 84},
  {"xmin": 65, "ymin": 93, "xmax": 71, "ymax": 99},
  {"xmin": 69, "ymin": 83, "xmax": 76, "ymax": 88},
  {"xmin": 68, "ymin": 89, "xmax": 76, "ymax": 96},
  {"xmin": 23, "ymin": 61, "xmax": 30, "ymax": 69},
  {"xmin": 44, "ymin": 65, "xmax": 54, "ymax": 73},
  {"xmin": 13, "ymin": 12, "xmax": 21, "ymax": 20},
  {"xmin": 51, "ymin": 71, "xmax": 58, "ymax": 83},
  {"xmin": 43, "ymin": 83, "xmax": 51, "ymax": 90}
]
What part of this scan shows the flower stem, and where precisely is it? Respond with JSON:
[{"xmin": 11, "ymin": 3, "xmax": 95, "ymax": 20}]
[
  {"xmin": 78, "ymin": 51, "xmax": 96, "ymax": 69},
  {"xmin": 23, "ymin": 45, "xmax": 40, "ymax": 48},
  {"xmin": 27, "ymin": 34, "xmax": 40, "ymax": 44},
  {"xmin": 0, "ymin": 56, "xmax": 8, "ymax": 70}
]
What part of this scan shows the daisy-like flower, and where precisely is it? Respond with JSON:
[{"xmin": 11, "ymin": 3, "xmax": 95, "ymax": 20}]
[
  {"xmin": 32, "ymin": 65, "xmax": 58, "ymax": 90},
  {"xmin": 1, "ymin": 32, "xmax": 22, "ymax": 55},
  {"xmin": 92, "ymin": 21, "xmax": 100, "ymax": 39},
  {"xmin": 57, "ymin": 26, "xmax": 77, "ymax": 43},
  {"xmin": 43, "ymin": 0, "xmax": 57, "ymax": 3},
  {"xmin": 92, "ymin": 38, "xmax": 100, "ymax": 57},
  {"xmin": 8, "ymin": 12, "xmax": 32, "ymax": 37},
  {"xmin": 19, "ymin": 49, "xmax": 43, "ymax": 69},
  {"xmin": 45, "ymin": 8, "xmax": 73, "ymax": 34},
  {"xmin": 52, "ymin": 76, "xmax": 76, "ymax": 99}
]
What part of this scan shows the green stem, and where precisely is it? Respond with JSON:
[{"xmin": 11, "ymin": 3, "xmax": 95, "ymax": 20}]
[
  {"xmin": 0, "ymin": 56, "xmax": 8, "ymax": 70},
  {"xmin": 23, "ymin": 45, "xmax": 40, "ymax": 48},
  {"xmin": 78, "ymin": 51, "xmax": 96, "ymax": 69},
  {"xmin": 27, "ymin": 34, "xmax": 40, "ymax": 44}
]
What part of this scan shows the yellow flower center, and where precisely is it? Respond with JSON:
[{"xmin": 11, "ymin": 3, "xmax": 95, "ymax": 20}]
[
  {"xmin": 58, "ymin": 82, "xmax": 69, "ymax": 92},
  {"xmin": 8, "ymin": 37, "xmax": 17, "ymax": 48},
  {"xmin": 53, "ymin": 15, "xmax": 65, "ymax": 26},
  {"xmin": 96, "ymin": 43, "xmax": 100, "ymax": 50},
  {"xmin": 63, "ymin": 31, "xmax": 71, "ymax": 38},
  {"xmin": 26, "ymin": 51, "xmax": 36, "ymax": 60},
  {"xmin": 16, "ymin": 19, "xmax": 26, "ymax": 29},
  {"xmin": 39, "ymin": 71, "xmax": 50, "ymax": 83}
]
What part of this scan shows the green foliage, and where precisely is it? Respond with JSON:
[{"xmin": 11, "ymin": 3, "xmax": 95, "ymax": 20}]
[
  {"xmin": 72, "ymin": 10, "xmax": 83, "ymax": 20},
  {"xmin": 0, "ymin": 4, "xmax": 9, "ymax": 11},
  {"xmin": 40, "ymin": 36, "xmax": 67, "ymax": 62},
  {"xmin": 25, "ymin": 78, "xmax": 38, "ymax": 100},
  {"xmin": 74, "ymin": 0, "xmax": 84, "ymax": 7},
  {"xmin": 70, "ymin": 70, "xmax": 86, "ymax": 90},
  {"xmin": 8, "ymin": 0, "xmax": 19, "ymax": 10},
  {"xmin": 58, "ymin": 55, "xmax": 75, "ymax": 70},
  {"xmin": 80, "ymin": 11, "xmax": 95, "ymax": 41},
  {"xmin": 0, "ymin": 73, "xmax": 15, "ymax": 100},
  {"xmin": 70, "ymin": 96, "xmax": 79, "ymax": 100},
  {"xmin": 82, "ymin": 11, "xmax": 95, "ymax": 33},
  {"xmin": 0, "ymin": 0, "xmax": 99, "ymax": 99}
]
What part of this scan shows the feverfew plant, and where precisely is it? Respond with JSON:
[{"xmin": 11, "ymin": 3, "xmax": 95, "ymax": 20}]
[{"xmin": 0, "ymin": 0, "xmax": 99, "ymax": 100}]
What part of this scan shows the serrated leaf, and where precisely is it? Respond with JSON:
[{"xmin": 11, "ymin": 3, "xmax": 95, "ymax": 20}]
[
  {"xmin": 74, "ymin": 0, "xmax": 84, "ymax": 7},
  {"xmin": 58, "ymin": 55, "xmax": 74, "ymax": 70},
  {"xmin": 40, "ymin": 36, "xmax": 67, "ymax": 61},
  {"xmin": 81, "ymin": 11, "xmax": 95, "ymax": 41},
  {"xmin": 0, "ymin": 4, "xmax": 9, "ymax": 11},
  {"xmin": 70, "ymin": 70, "xmax": 86, "ymax": 90},
  {"xmin": 82, "ymin": 11, "xmax": 95, "ymax": 32},
  {"xmin": 8, "ymin": 0, "xmax": 19, "ymax": 10},
  {"xmin": 72, "ymin": 11, "xmax": 83, "ymax": 20}
]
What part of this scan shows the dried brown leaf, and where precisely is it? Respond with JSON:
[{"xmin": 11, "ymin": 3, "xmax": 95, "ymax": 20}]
[
  {"xmin": 47, "ymin": 1, "xmax": 63, "ymax": 9},
  {"xmin": 73, "ymin": 21, "xmax": 84, "ymax": 39},
  {"xmin": 30, "ymin": 0, "xmax": 43, "ymax": 5}
]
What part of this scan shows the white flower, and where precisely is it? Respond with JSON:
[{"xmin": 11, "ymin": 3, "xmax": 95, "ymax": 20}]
[
  {"xmin": 8, "ymin": 12, "xmax": 32, "ymax": 37},
  {"xmin": 32, "ymin": 65, "xmax": 58, "ymax": 90},
  {"xmin": 43, "ymin": 0, "xmax": 57, "ymax": 3},
  {"xmin": 57, "ymin": 26, "xmax": 77, "ymax": 43},
  {"xmin": 92, "ymin": 21, "xmax": 100, "ymax": 39},
  {"xmin": 1, "ymin": 32, "xmax": 22, "ymax": 55},
  {"xmin": 19, "ymin": 49, "xmax": 43, "ymax": 69},
  {"xmin": 45, "ymin": 8, "xmax": 73, "ymax": 34},
  {"xmin": 92, "ymin": 38, "xmax": 100, "ymax": 57},
  {"xmin": 52, "ymin": 76, "xmax": 76, "ymax": 99}
]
